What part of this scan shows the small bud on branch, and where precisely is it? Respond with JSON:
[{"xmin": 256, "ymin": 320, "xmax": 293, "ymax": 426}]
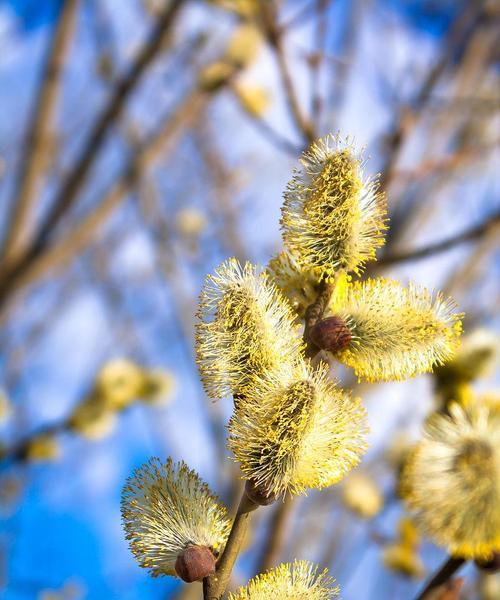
[
  {"xmin": 309, "ymin": 316, "xmax": 352, "ymax": 353},
  {"xmin": 175, "ymin": 545, "xmax": 216, "ymax": 582}
]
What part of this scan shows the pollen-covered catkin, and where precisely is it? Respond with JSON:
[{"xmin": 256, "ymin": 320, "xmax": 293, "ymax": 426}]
[
  {"xmin": 196, "ymin": 258, "xmax": 302, "ymax": 399},
  {"xmin": 228, "ymin": 560, "xmax": 339, "ymax": 599},
  {"xmin": 229, "ymin": 360, "xmax": 368, "ymax": 496},
  {"xmin": 401, "ymin": 404, "xmax": 500, "ymax": 560},
  {"xmin": 281, "ymin": 135, "xmax": 387, "ymax": 278},
  {"xmin": 121, "ymin": 458, "xmax": 230, "ymax": 577},
  {"xmin": 324, "ymin": 277, "xmax": 463, "ymax": 382}
]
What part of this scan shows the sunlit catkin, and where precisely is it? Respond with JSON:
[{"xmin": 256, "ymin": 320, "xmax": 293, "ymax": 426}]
[
  {"xmin": 324, "ymin": 278, "xmax": 462, "ymax": 382},
  {"xmin": 196, "ymin": 258, "xmax": 302, "ymax": 399},
  {"xmin": 281, "ymin": 135, "xmax": 387, "ymax": 278},
  {"xmin": 121, "ymin": 458, "xmax": 231, "ymax": 578},
  {"xmin": 228, "ymin": 560, "xmax": 339, "ymax": 600},
  {"xmin": 228, "ymin": 361, "xmax": 367, "ymax": 496},
  {"xmin": 267, "ymin": 251, "xmax": 318, "ymax": 319},
  {"xmin": 401, "ymin": 404, "xmax": 500, "ymax": 560}
]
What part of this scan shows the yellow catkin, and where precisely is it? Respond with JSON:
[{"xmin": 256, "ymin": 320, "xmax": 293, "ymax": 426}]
[
  {"xmin": 228, "ymin": 560, "xmax": 339, "ymax": 600},
  {"xmin": 267, "ymin": 251, "xmax": 319, "ymax": 319},
  {"xmin": 95, "ymin": 359, "xmax": 146, "ymax": 410},
  {"xmin": 281, "ymin": 135, "xmax": 387, "ymax": 278},
  {"xmin": 229, "ymin": 360, "xmax": 368, "ymax": 496},
  {"xmin": 141, "ymin": 369, "xmax": 177, "ymax": 405},
  {"xmin": 26, "ymin": 434, "xmax": 61, "ymax": 462},
  {"xmin": 235, "ymin": 83, "xmax": 270, "ymax": 118},
  {"xmin": 196, "ymin": 258, "xmax": 303, "ymax": 399},
  {"xmin": 342, "ymin": 473, "xmax": 383, "ymax": 519},
  {"xmin": 121, "ymin": 458, "xmax": 230, "ymax": 577},
  {"xmin": 327, "ymin": 277, "xmax": 463, "ymax": 382},
  {"xmin": 69, "ymin": 395, "xmax": 117, "ymax": 440},
  {"xmin": 401, "ymin": 404, "xmax": 500, "ymax": 560}
]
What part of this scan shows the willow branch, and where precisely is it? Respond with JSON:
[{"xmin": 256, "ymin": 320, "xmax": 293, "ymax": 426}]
[
  {"xmin": 0, "ymin": 0, "xmax": 183, "ymax": 299},
  {"xmin": 0, "ymin": 90, "xmax": 207, "ymax": 322},
  {"xmin": 415, "ymin": 556, "xmax": 466, "ymax": 600},
  {"xmin": 379, "ymin": 212, "xmax": 500, "ymax": 266},
  {"xmin": 259, "ymin": 1, "xmax": 314, "ymax": 144},
  {"xmin": 203, "ymin": 490, "xmax": 258, "ymax": 600},
  {"xmin": 1, "ymin": 0, "xmax": 79, "ymax": 265}
]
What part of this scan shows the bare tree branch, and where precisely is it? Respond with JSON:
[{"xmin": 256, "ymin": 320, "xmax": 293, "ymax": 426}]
[{"xmin": 1, "ymin": 0, "xmax": 80, "ymax": 265}]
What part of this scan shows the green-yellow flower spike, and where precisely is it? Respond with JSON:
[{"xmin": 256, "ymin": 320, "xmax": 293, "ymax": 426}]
[
  {"xmin": 228, "ymin": 560, "xmax": 339, "ymax": 600},
  {"xmin": 281, "ymin": 135, "xmax": 387, "ymax": 278},
  {"xmin": 228, "ymin": 360, "xmax": 368, "ymax": 497},
  {"xmin": 121, "ymin": 458, "xmax": 231, "ymax": 578},
  {"xmin": 196, "ymin": 258, "xmax": 303, "ymax": 399},
  {"xmin": 324, "ymin": 277, "xmax": 463, "ymax": 382},
  {"xmin": 401, "ymin": 404, "xmax": 500, "ymax": 560}
]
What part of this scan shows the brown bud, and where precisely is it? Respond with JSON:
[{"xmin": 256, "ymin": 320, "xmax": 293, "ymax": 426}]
[
  {"xmin": 309, "ymin": 316, "xmax": 352, "ymax": 353},
  {"xmin": 245, "ymin": 479, "xmax": 277, "ymax": 507},
  {"xmin": 475, "ymin": 552, "xmax": 500, "ymax": 573},
  {"xmin": 174, "ymin": 545, "xmax": 216, "ymax": 582}
]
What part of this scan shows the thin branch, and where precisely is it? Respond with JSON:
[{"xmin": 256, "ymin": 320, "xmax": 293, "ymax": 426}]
[
  {"xmin": 0, "ymin": 0, "xmax": 183, "ymax": 300},
  {"xmin": 415, "ymin": 556, "xmax": 466, "ymax": 600},
  {"xmin": 259, "ymin": 1, "xmax": 314, "ymax": 144},
  {"xmin": 0, "ymin": 90, "xmax": 208, "ymax": 321},
  {"xmin": 1, "ymin": 0, "xmax": 79, "ymax": 265},
  {"xmin": 379, "ymin": 213, "xmax": 500, "ymax": 265},
  {"xmin": 203, "ymin": 489, "xmax": 258, "ymax": 600}
]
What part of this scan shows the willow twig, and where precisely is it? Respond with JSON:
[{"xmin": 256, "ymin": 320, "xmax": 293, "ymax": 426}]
[
  {"xmin": 1, "ymin": 0, "xmax": 79, "ymax": 266},
  {"xmin": 0, "ymin": 0, "xmax": 183, "ymax": 305},
  {"xmin": 203, "ymin": 489, "xmax": 258, "ymax": 600},
  {"xmin": 379, "ymin": 212, "xmax": 500, "ymax": 266},
  {"xmin": 415, "ymin": 556, "xmax": 466, "ymax": 600}
]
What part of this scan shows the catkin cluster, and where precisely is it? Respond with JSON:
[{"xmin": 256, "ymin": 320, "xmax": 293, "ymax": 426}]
[{"xmin": 120, "ymin": 132, "xmax": 470, "ymax": 597}]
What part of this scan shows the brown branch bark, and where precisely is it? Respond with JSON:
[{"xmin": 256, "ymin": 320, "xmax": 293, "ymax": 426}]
[
  {"xmin": 258, "ymin": 1, "xmax": 314, "ymax": 144},
  {"xmin": 1, "ymin": 0, "xmax": 79, "ymax": 266},
  {"xmin": 0, "ymin": 90, "xmax": 207, "ymax": 322},
  {"xmin": 0, "ymin": 0, "xmax": 183, "ymax": 304},
  {"xmin": 203, "ymin": 489, "xmax": 258, "ymax": 600},
  {"xmin": 415, "ymin": 556, "xmax": 466, "ymax": 600},
  {"xmin": 378, "ymin": 212, "xmax": 500, "ymax": 266}
]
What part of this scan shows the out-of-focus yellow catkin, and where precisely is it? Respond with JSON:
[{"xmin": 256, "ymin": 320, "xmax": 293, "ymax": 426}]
[
  {"xmin": 281, "ymin": 135, "xmax": 387, "ymax": 278},
  {"xmin": 326, "ymin": 278, "xmax": 463, "ymax": 382},
  {"xmin": 267, "ymin": 251, "xmax": 318, "ymax": 319},
  {"xmin": 401, "ymin": 403, "xmax": 500, "ymax": 560},
  {"xmin": 141, "ymin": 369, "xmax": 177, "ymax": 405},
  {"xmin": 228, "ymin": 360, "xmax": 367, "ymax": 496},
  {"xmin": 26, "ymin": 434, "xmax": 61, "ymax": 462},
  {"xmin": 383, "ymin": 515, "xmax": 424, "ymax": 578},
  {"xmin": 208, "ymin": 0, "xmax": 258, "ymax": 17},
  {"xmin": 480, "ymin": 573, "xmax": 500, "ymax": 600},
  {"xmin": 196, "ymin": 258, "xmax": 302, "ymax": 400},
  {"xmin": 434, "ymin": 329, "xmax": 498, "ymax": 405},
  {"xmin": 69, "ymin": 395, "xmax": 117, "ymax": 440},
  {"xmin": 198, "ymin": 62, "xmax": 235, "ymax": 92},
  {"xmin": 342, "ymin": 473, "xmax": 383, "ymax": 519},
  {"xmin": 121, "ymin": 458, "xmax": 230, "ymax": 577},
  {"xmin": 382, "ymin": 544, "xmax": 425, "ymax": 579},
  {"xmin": 96, "ymin": 359, "xmax": 146, "ymax": 410},
  {"xmin": 175, "ymin": 207, "xmax": 207, "ymax": 239},
  {"xmin": 228, "ymin": 560, "xmax": 339, "ymax": 600},
  {"xmin": 0, "ymin": 390, "xmax": 12, "ymax": 424},
  {"xmin": 234, "ymin": 82, "xmax": 269, "ymax": 118},
  {"xmin": 224, "ymin": 24, "xmax": 261, "ymax": 68}
]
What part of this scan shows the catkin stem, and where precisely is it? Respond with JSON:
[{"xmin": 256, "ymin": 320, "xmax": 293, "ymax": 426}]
[
  {"xmin": 203, "ymin": 490, "xmax": 258, "ymax": 600},
  {"xmin": 414, "ymin": 555, "xmax": 466, "ymax": 600}
]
